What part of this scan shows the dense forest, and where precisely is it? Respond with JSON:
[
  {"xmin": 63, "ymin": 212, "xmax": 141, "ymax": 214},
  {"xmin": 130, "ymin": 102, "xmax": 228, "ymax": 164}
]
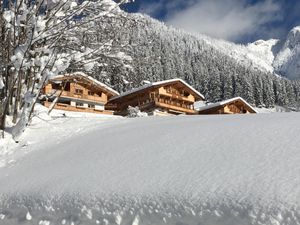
[{"xmin": 69, "ymin": 12, "xmax": 300, "ymax": 109}]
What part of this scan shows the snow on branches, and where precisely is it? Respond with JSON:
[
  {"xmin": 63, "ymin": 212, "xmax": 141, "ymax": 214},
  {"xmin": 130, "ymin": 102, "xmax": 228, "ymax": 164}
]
[{"xmin": 0, "ymin": 0, "xmax": 133, "ymax": 137}]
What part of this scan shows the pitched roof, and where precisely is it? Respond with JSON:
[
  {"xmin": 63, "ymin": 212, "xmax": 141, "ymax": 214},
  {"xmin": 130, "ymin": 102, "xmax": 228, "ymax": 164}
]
[
  {"xmin": 198, "ymin": 97, "xmax": 258, "ymax": 113},
  {"xmin": 50, "ymin": 72, "xmax": 119, "ymax": 96},
  {"xmin": 110, "ymin": 78, "xmax": 205, "ymax": 101}
]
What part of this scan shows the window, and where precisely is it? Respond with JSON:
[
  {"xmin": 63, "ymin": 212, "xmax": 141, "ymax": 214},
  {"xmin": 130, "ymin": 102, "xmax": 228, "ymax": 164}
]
[
  {"xmin": 240, "ymin": 107, "xmax": 247, "ymax": 114},
  {"xmin": 150, "ymin": 93, "xmax": 155, "ymax": 100},
  {"xmin": 75, "ymin": 89, "xmax": 83, "ymax": 94},
  {"xmin": 183, "ymin": 91, "xmax": 190, "ymax": 97},
  {"xmin": 88, "ymin": 91, "xmax": 94, "ymax": 96},
  {"xmin": 52, "ymin": 83, "xmax": 61, "ymax": 90},
  {"xmin": 60, "ymin": 100, "xmax": 71, "ymax": 105},
  {"xmin": 65, "ymin": 82, "xmax": 70, "ymax": 91},
  {"xmin": 76, "ymin": 102, "xmax": 84, "ymax": 107},
  {"xmin": 88, "ymin": 104, "xmax": 95, "ymax": 109}
]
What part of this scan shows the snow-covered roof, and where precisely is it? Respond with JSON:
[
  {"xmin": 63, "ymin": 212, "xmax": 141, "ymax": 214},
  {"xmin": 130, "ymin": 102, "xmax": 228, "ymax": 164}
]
[
  {"xmin": 50, "ymin": 72, "xmax": 119, "ymax": 96},
  {"xmin": 198, "ymin": 97, "xmax": 258, "ymax": 113},
  {"xmin": 110, "ymin": 78, "xmax": 205, "ymax": 101}
]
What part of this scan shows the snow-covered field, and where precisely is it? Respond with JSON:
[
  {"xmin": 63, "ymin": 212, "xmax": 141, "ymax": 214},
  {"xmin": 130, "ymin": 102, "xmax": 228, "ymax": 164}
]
[{"xmin": 0, "ymin": 105, "xmax": 300, "ymax": 225}]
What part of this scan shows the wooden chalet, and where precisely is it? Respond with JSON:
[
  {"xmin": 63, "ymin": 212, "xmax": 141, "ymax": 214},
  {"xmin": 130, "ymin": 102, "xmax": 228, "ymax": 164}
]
[
  {"xmin": 198, "ymin": 97, "xmax": 258, "ymax": 115},
  {"xmin": 105, "ymin": 79, "xmax": 205, "ymax": 115},
  {"xmin": 42, "ymin": 72, "xmax": 119, "ymax": 114}
]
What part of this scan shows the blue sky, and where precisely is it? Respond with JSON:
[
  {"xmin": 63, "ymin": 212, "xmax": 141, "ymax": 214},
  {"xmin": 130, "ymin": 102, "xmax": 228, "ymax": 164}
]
[{"xmin": 122, "ymin": 0, "xmax": 300, "ymax": 43}]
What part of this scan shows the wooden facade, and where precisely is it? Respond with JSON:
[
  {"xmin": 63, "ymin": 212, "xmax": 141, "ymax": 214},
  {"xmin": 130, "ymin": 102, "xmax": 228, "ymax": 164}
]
[
  {"xmin": 105, "ymin": 79, "xmax": 205, "ymax": 115},
  {"xmin": 42, "ymin": 72, "xmax": 119, "ymax": 114},
  {"xmin": 198, "ymin": 97, "xmax": 257, "ymax": 115}
]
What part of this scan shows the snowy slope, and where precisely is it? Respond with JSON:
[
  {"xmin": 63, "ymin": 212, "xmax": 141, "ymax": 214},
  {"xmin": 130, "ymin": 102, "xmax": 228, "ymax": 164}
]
[
  {"xmin": 199, "ymin": 26, "xmax": 300, "ymax": 79},
  {"xmin": 191, "ymin": 33, "xmax": 277, "ymax": 73},
  {"xmin": 246, "ymin": 39, "xmax": 279, "ymax": 72},
  {"xmin": 0, "ymin": 107, "xmax": 300, "ymax": 224},
  {"xmin": 0, "ymin": 105, "xmax": 122, "ymax": 169},
  {"xmin": 212, "ymin": 25, "xmax": 300, "ymax": 79}
]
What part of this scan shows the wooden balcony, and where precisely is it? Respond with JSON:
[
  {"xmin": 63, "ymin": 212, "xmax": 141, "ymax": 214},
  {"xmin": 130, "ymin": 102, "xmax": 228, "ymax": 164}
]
[
  {"xmin": 158, "ymin": 91, "xmax": 195, "ymax": 103},
  {"xmin": 60, "ymin": 91, "xmax": 106, "ymax": 104},
  {"xmin": 155, "ymin": 101, "xmax": 197, "ymax": 114},
  {"xmin": 137, "ymin": 99, "xmax": 196, "ymax": 114},
  {"xmin": 105, "ymin": 103, "xmax": 118, "ymax": 111},
  {"xmin": 44, "ymin": 101, "xmax": 113, "ymax": 115}
]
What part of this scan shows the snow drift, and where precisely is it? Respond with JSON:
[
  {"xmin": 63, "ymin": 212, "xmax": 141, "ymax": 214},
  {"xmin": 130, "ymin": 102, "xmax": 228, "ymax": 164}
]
[{"xmin": 0, "ymin": 110, "xmax": 300, "ymax": 225}]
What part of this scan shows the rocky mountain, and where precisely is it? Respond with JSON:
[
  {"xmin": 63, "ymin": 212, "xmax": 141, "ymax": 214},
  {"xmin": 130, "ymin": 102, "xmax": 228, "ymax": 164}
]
[
  {"xmin": 246, "ymin": 26, "xmax": 300, "ymax": 80},
  {"xmin": 273, "ymin": 26, "xmax": 300, "ymax": 80},
  {"xmin": 246, "ymin": 39, "xmax": 279, "ymax": 73}
]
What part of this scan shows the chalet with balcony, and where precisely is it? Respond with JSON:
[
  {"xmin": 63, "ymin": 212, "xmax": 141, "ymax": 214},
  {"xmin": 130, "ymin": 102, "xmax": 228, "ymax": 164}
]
[
  {"xmin": 105, "ymin": 79, "xmax": 205, "ymax": 115},
  {"xmin": 198, "ymin": 97, "xmax": 257, "ymax": 115},
  {"xmin": 42, "ymin": 72, "xmax": 119, "ymax": 114}
]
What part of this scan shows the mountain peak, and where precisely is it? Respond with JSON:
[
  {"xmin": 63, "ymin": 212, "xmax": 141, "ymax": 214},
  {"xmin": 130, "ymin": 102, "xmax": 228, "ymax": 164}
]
[
  {"xmin": 286, "ymin": 26, "xmax": 300, "ymax": 49},
  {"xmin": 291, "ymin": 26, "xmax": 300, "ymax": 34},
  {"xmin": 272, "ymin": 26, "xmax": 300, "ymax": 80},
  {"xmin": 252, "ymin": 39, "xmax": 279, "ymax": 46}
]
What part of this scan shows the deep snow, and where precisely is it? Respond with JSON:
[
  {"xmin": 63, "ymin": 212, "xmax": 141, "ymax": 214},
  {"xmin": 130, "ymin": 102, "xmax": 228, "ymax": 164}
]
[{"xmin": 0, "ymin": 106, "xmax": 300, "ymax": 225}]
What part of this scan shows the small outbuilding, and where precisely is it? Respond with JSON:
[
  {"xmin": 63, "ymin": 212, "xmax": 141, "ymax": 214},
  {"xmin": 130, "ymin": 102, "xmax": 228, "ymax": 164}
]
[
  {"xmin": 105, "ymin": 78, "xmax": 205, "ymax": 116},
  {"xmin": 42, "ymin": 72, "xmax": 119, "ymax": 114},
  {"xmin": 198, "ymin": 97, "xmax": 258, "ymax": 115}
]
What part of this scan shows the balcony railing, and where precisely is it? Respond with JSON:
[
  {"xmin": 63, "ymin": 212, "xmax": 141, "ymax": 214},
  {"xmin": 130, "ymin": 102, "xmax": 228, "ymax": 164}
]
[
  {"xmin": 138, "ymin": 98, "xmax": 195, "ymax": 114},
  {"xmin": 44, "ymin": 101, "xmax": 113, "ymax": 115},
  {"xmin": 155, "ymin": 101, "xmax": 196, "ymax": 114},
  {"xmin": 158, "ymin": 92, "xmax": 195, "ymax": 103},
  {"xmin": 60, "ymin": 91, "xmax": 106, "ymax": 103}
]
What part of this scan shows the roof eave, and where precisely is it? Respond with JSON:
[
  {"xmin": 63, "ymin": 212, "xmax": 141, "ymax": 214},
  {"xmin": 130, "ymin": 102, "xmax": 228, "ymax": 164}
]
[{"xmin": 50, "ymin": 73, "xmax": 119, "ymax": 97}]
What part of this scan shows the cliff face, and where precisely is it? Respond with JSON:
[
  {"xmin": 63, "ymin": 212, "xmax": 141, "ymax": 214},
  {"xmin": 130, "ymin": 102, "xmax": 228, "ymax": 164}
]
[{"xmin": 273, "ymin": 26, "xmax": 300, "ymax": 80}]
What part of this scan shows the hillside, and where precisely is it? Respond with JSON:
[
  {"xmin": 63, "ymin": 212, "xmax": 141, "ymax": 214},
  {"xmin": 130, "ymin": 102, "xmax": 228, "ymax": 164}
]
[
  {"xmin": 68, "ymin": 12, "xmax": 300, "ymax": 109},
  {"xmin": 0, "ymin": 106, "xmax": 300, "ymax": 224}
]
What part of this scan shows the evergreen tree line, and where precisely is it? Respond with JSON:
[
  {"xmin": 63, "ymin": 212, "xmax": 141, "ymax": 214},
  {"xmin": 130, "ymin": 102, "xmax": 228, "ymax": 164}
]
[{"xmin": 72, "ymin": 13, "xmax": 300, "ymax": 109}]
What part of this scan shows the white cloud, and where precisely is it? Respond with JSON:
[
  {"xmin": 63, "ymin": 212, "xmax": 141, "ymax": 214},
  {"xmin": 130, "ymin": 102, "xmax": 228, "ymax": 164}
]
[{"xmin": 140, "ymin": 0, "xmax": 283, "ymax": 42}]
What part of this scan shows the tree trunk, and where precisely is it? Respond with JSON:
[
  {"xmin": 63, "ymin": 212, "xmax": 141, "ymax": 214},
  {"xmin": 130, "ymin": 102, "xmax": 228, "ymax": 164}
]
[{"xmin": 47, "ymin": 82, "xmax": 67, "ymax": 115}]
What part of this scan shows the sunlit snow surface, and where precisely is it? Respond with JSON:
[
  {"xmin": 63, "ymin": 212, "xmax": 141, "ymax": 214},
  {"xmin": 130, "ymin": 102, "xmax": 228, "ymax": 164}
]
[{"xmin": 0, "ymin": 106, "xmax": 300, "ymax": 225}]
